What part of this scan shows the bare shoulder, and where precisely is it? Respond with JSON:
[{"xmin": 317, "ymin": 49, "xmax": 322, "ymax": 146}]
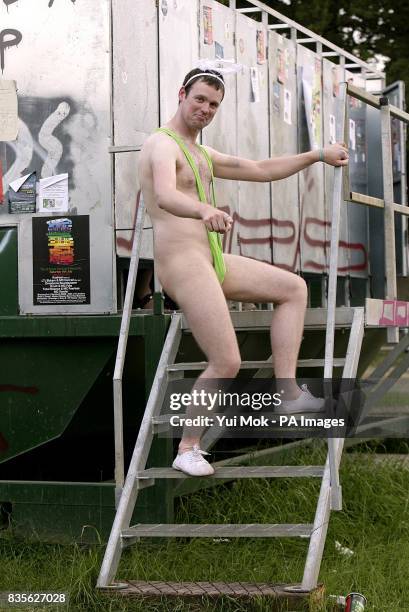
[{"xmin": 141, "ymin": 131, "xmax": 179, "ymax": 161}]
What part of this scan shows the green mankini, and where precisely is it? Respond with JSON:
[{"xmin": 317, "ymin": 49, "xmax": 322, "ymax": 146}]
[{"xmin": 156, "ymin": 127, "xmax": 226, "ymax": 284}]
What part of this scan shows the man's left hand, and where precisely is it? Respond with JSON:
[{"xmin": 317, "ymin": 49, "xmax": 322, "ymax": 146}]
[{"xmin": 322, "ymin": 142, "xmax": 349, "ymax": 166}]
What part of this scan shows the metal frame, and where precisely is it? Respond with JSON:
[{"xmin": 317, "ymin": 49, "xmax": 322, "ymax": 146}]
[
  {"xmin": 96, "ymin": 0, "xmax": 409, "ymax": 594},
  {"xmin": 324, "ymin": 82, "xmax": 347, "ymax": 510},
  {"xmin": 97, "ymin": 313, "xmax": 182, "ymax": 588},
  {"xmin": 112, "ymin": 196, "xmax": 146, "ymax": 504},
  {"xmin": 344, "ymin": 83, "xmax": 409, "ymax": 342},
  {"xmin": 232, "ymin": 0, "xmax": 384, "ymax": 80},
  {"xmin": 302, "ymin": 307, "xmax": 365, "ymax": 590}
]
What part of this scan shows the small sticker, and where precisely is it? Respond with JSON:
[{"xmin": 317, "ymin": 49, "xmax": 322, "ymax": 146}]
[
  {"xmin": 215, "ymin": 41, "xmax": 224, "ymax": 59},
  {"xmin": 284, "ymin": 88, "xmax": 292, "ymax": 125},
  {"xmin": 203, "ymin": 6, "xmax": 213, "ymax": 45},
  {"xmin": 329, "ymin": 114, "xmax": 336, "ymax": 144},
  {"xmin": 250, "ymin": 67, "xmax": 260, "ymax": 103},
  {"xmin": 256, "ymin": 30, "xmax": 265, "ymax": 64},
  {"xmin": 349, "ymin": 118, "xmax": 356, "ymax": 151},
  {"xmin": 225, "ymin": 22, "xmax": 230, "ymax": 41},
  {"xmin": 273, "ymin": 82, "xmax": 280, "ymax": 114},
  {"xmin": 332, "ymin": 66, "xmax": 340, "ymax": 97},
  {"xmin": 277, "ymin": 48, "xmax": 285, "ymax": 84}
]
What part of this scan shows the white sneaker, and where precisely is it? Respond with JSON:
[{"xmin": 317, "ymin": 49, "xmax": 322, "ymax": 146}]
[
  {"xmin": 278, "ymin": 384, "xmax": 325, "ymax": 414},
  {"xmin": 172, "ymin": 445, "xmax": 215, "ymax": 477}
]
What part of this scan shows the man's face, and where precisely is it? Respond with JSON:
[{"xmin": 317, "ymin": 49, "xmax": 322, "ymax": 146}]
[{"xmin": 179, "ymin": 80, "xmax": 224, "ymax": 130}]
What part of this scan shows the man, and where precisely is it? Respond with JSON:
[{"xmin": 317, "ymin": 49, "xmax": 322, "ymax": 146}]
[{"xmin": 139, "ymin": 68, "xmax": 349, "ymax": 476}]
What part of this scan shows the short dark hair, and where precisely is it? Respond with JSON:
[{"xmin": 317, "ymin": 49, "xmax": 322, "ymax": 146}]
[{"xmin": 182, "ymin": 68, "xmax": 225, "ymax": 100}]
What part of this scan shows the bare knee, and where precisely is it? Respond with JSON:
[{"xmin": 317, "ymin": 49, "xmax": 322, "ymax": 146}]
[
  {"xmin": 277, "ymin": 274, "xmax": 308, "ymax": 306},
  {"xmin": 208, "ymin": 354, "xmax": 241, "ymax": 378}
]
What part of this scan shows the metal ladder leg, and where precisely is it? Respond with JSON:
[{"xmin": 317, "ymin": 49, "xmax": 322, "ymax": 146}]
[
  {"xmin": 97, "ymin": 314, "xmax": 182, "ymax": 588},
  {"xmin": 113, "ymin": 197, "xmax": 146, "ymax": 504},
  {"xmin": 325, "ymin": 82, "xmax": 347, "ymax": 511},
  {"xmin": 302, "ymin": 307, "xmax": 364, "ymax": 589}
]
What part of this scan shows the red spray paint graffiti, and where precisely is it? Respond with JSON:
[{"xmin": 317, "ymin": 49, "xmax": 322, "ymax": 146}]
[{"xmin": 116, "ymin": 190, "xmax": 367, "ymax": 274}]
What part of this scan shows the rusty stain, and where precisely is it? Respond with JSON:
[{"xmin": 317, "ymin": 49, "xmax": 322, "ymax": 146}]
[
  {"xmin": 0, "ymin": 432, "xmax": 9, "ymax": 454},
  {"xmin": 0, "ymin": 384, "xmax": 39, "ymax": 394}
]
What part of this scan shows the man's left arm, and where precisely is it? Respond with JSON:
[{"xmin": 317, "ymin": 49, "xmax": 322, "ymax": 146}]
[{"xmin": 206, "ymin": 143, "xmax": 349, "ymax": 182}]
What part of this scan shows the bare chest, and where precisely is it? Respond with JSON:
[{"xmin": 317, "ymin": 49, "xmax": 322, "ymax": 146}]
[{"xmin": 176, "ymin": 146, "xmax": 212, "ymax": 199}]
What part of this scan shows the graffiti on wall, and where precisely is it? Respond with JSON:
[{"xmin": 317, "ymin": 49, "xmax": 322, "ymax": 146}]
[
  {"xmin": 2, "ymin": 0, "xmax": 76, "ymax": 7},
  {"xmin": 0, "ymin": 28, "xmax": 21, "ymax": 73},
  {"xmin": 47, "ymin": 0, "xmax": 76, "ymax": 6},
  {"xmin": 1, "ymin": 97, "xmax": 75, "ymax": 203},
  {"xmin": 117, "ymin": 190, "xmax": 367, "ymax": 274},
  {"xmin": 1, "ymin": 0, "xmax": 77, "ymax": 72}
]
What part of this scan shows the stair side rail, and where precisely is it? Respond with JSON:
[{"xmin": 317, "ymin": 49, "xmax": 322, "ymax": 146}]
[
  {"xmin": 113, "ymin": 195, "xmax": 146, "ymax": 504},
  {"xmin": 97, "ymin": 313, "xmax": 182, "ymax": 588},
  {"xmin": 324, "ymin": 81, "xmax": 348, "ymax": 511}
]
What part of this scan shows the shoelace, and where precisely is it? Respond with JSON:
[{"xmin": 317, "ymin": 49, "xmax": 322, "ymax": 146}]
[
  {"xmin": 300, "ymin": 383, "xmax": 313, "ymax": 397},
  {"xmin": 190, "ymin": 445, "xmax": 210, "ymax": 462}
]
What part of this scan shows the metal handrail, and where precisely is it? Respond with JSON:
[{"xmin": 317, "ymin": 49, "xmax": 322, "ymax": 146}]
[
  {"xmin": 345, "ymin": 82, "xmax": 405, "ymax": 343},
  {"xmin": 324, "ymin": 82, "xmax": 348, "ymax": 511},
  {"xmin": 347, "ymin": 83, "xmax": 409, "ymax": 123},
  {"xmin": 113, "ymin": 196, "xmax": 146, "ymax": 505}
]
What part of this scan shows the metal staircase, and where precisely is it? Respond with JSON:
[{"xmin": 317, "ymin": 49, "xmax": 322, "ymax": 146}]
[{"xmin": 97, "ymin": 306, "xmax": 363, "ymax": 595}]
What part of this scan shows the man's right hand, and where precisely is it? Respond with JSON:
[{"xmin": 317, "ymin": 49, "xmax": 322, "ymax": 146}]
[{"xmin": 200, "ymin": 204, "xmax": 233, "ymax": 234}]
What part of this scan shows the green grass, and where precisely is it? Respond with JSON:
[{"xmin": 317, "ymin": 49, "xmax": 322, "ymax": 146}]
[{"xmin": 1, "ymin": 446, "xmax": 409, "ymax": 611}]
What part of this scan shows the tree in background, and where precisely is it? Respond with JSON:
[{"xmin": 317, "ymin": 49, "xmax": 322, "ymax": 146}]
[
  {"xmin": 270, "ymin": 0, "xmax": 408, "ymax": 94},
  {"xmin": 226, "ymin": 0, "xmax": 408, "ymax": 101}
]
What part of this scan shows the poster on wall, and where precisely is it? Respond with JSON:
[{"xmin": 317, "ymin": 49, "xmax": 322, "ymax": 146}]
[
  {"xmin": 203, "ymin": 6, "xmax": 213, "ymax": 45},
  {"xmin": 32, "ymin": 215, "xmax": 90, "ymax": 306},
  {"xmin": 256, "ymin": 30, "xmax": 265, "ymax": 64}
]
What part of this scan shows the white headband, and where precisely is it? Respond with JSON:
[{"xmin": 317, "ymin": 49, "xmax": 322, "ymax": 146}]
[
  {"xmin": 184, "ymin": 72, "xmax": 225, "ymax": 88},
  {"xmin": 196, "ymin": 58, "xmax": 243, "ymax": 74}
]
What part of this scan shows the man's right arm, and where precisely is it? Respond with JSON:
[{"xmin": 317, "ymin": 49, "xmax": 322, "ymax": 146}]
[{"xmin": 150, "ymin": 138, "xmax": 232, "ymax": 234}]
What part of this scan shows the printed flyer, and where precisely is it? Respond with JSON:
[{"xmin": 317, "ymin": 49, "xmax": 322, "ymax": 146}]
[{"xmin": 32, "ymin": 215, "xmax": 90, "ymax": 306}]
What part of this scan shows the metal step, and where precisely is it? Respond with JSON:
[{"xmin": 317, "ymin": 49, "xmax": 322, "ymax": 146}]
[
  {"xmin": 167, "ymin": 358, "xmax": 345, "ymax": 372},
  {"xmin": 136, "ymin": 465, "xmax": 324, "ymax": 479},
  {"xmin": 122, "ymin": 523, "xmax": 313, "ymax": 540},
  {"xmin": 181, "ymin": 308, "xmax": 355, "ymax": 332},
  {"xmin": 106, "ymin": 580, "xmax": 321, "ymax": 602}
]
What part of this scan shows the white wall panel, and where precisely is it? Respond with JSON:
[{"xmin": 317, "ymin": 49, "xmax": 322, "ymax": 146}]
[
  {"xmin": 235, "ymin": 12, "xmax": 271, "ymax": 263},
  {"xmin": 297, "ymin": 45, "xmax": 326, "ymax": 273},
  {"xmin": 269, "ymin": 32, "xmax": 299, "ymax": 271},
  {"xmin": 199, "ymin": 0, "xmax": 239, "ymax": 255}
]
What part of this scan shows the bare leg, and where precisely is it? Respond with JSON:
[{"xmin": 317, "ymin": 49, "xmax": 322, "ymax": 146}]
[
  {"xmin": 222, "ymin": 254, "xmax": 308, "ymax": 398},
  {"xmin": 158, "ymin": 253, "xmax": 241, "ymax": 451}
]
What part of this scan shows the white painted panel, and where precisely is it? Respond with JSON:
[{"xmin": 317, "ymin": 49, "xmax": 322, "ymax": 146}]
[
  {"xmin": 269, "ymin": 32, "xmax": 299, "ymax": 271},
  {"xmin": 112, "ymin": 0, "xmax": 158, "ymax": 259},
  {"xmin": 322, "ymin": 60, "xmax": 349, "ymax": 275},
  {"xmin": 346, "ymin": 71, "xmax": 369, "ymax": 278},
  {"xmin": 297, "ymin": 45, "xmax": 326, "ymax": 273},
  {"xmin": 235, "ymin": 12, "xmax": 271, "ymax": 263},
  {"xmin": 199, "ymin": 0, "xmax": 239, "ymax": 255},
  {"xmin": 159, "ymin": 0, "xmax": 200, "ymax": 124},
  {"xmin": 0, "ymin": 0, "xmax": 115, "ymax": 314}
]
